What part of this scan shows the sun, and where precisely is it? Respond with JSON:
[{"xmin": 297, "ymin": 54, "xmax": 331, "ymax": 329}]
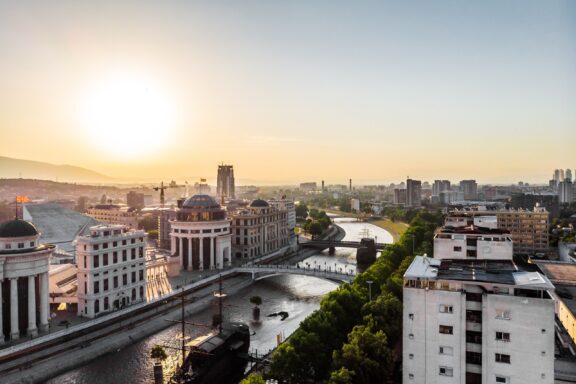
[{"xmin": 81, "ymin": 74, "xmax": 176, "ymax": 158}]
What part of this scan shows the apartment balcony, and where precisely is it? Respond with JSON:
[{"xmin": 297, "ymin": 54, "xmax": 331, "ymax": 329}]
[
  {"xmin": 466, "ymin": 363, "xmax": 482, "ymax": 375},
  {"xmin": 466, "ymin": 322, "xmax": 482, "ymax": 332},
  {"xmin": 466, "ymin": 342, "xmax": 482, "ymax": 353},
  {"xmin": 466, "ymin": 301, "xmax": 482, "ymax": 311}
]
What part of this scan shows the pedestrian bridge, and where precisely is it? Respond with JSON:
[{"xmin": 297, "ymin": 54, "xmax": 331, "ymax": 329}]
[
  {"xmin": 234, "ymin": 265, "xmax": 356, "ymax": 283},
  {"xmin": 300, "ymin": 239, "xmax": 388, "ymax": 250}
]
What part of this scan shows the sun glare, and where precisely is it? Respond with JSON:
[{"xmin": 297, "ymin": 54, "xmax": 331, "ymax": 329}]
[{"xmin": 81, "ymin": 74, "xmax": 176, "ymax": 158}]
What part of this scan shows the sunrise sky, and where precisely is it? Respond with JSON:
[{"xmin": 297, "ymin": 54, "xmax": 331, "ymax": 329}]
[{"xmin": 0, "ymin": 0, "xmax": 574, "ymax": 184}]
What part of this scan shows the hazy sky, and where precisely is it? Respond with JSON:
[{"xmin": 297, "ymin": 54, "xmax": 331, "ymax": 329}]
[{"xmin": 0, "ymin": 0, "xmax": 575, "ymax": 184}]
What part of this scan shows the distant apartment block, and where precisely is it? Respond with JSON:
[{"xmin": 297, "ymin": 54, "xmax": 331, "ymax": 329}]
[
  {"xmin": 406, "ymin": 179, "xmax": 422, "ymax": 208},
  {"xmin": 86, "ymin": 204, "xmax": 139, "ymax": 229},
  {"xmin": 434, "ymin": 225, "xmax": 513, "ymax": 260},
  {"xmin": 299, "ymin": 182, "xmax": 318, "ymax": 192},
  {"xmin": 460, "ymin": 179, "xmax": 478, "ymax": 200},
  {"xmin": 76, "ymin": 225, "xmax": 147, "ymax": 318},
  {"xmin": 268, "ymin": 198, "xmax": 296, "ymax": 235},
  {"xmin": 394, "ymin": 189, "xmax": 407, "ymax": 205},
  {"xmin": 558, "ymin": 180, "xmax": 574, "ymax": 204},
  {"xmin": 350, "ymin": 198, "xmax": 360, "ymax": 212}
]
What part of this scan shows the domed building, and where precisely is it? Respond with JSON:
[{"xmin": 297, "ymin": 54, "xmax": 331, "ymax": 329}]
[
  {"xmin": 0, "ymin": 219, "xmax": 53, "ymax": 342},
  {"xmin": 230, "ymin": 199, "xmax": 289, "ymax": 260},
  {"xmin": 170, "ymin": 195, "xmax": 232, "ymax": 271}
]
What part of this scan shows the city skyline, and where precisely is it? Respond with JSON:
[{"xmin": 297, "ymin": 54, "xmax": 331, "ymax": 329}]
[{"xmin": 1, "ymin": 0, "xmax": 575, "ymax": 183}]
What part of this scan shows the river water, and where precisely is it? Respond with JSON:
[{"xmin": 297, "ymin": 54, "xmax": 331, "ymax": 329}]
[{"xmin": 47, "ymin": 219, "xmax": 392, "ymax": 384}]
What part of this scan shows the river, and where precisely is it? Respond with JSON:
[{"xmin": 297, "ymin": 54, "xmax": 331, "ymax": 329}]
[{"xmin": 47, "ymin": 219, "xmax": 392, "ymax": 384}]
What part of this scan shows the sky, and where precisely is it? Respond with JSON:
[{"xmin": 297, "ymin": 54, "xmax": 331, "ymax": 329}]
[{"xmin": 0, "ymin": 0, "xmax": 575, "ymax": 184}]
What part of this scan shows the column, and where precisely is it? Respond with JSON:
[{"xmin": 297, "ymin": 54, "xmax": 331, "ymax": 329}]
[
  {"xmin": 27, "ymin": 276, "xmax": 37, "ymax": 337},
  {"xmin": 216, "ymin": 239, "xmax": 223, "ymax": 269},
  {"xmin": 0, "ymin": 283, "xmax": 4, "ymax": 345},
  {"xmin": 199, "ymin": 237, "xmax": 204, "ymax": 271},
  {"xmin": 210, "ymin": 237, "xmax": 215, "ymax": 269},
  {"xmin": 187, "ymin": 237, "xmax": 192, "ymax": 271},
  {"xmin": 10, "ymin": 278, "xmax": 19, "ymax": 340},
  {"xmin": 170, "ymin": 235, "xmax": 176, "ymax": 255},
  {"xmin": 178, "ymin": 237, "xmax": 184, "ymax": 267},
  {"xmin": 39, "ymin": 272, "xmax": 49, "ymax": 331}
]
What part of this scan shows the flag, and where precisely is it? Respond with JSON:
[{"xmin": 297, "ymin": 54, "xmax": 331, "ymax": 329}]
[{"xmin": 16, "ymin": 195, "xmax": 30, "ymax": 203}]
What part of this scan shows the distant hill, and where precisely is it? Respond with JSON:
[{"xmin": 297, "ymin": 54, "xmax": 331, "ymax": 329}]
[{"xmin": 0, "ymin": 156, "xmax": 111, "ymax": 183}]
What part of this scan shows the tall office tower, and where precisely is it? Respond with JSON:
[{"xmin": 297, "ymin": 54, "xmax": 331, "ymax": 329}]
[
  {"xmin": 402, "ymin": 222, "xmax": 555, "ymax": 384},
  {"xmin": 406, "ymin": 179, "xmax": 422, "ymax": 207},
  {"xmin": 349, "ymin": 179, "xmax": 352, "ymax": 191},
  {"xmin": 566, "ymin": 169, "xmax": 573, "ymax": 182},
  {"xmin": 559, "ymin": 180, "xmax": 574, "ymax": 204},
  {"xmin": 217, "ymin": 164, "xmax": 235, "ymax": 200},
  {"xmin": 553, "ymin": 169, "xmax": 561, "ymax": 185},
  {"xmin": 460, "ymin": 180, "xmax": 478, "ymax": 200},
  {"xmin": 560, "ymin": 169, "xmax": 565, "ymax": 181}
]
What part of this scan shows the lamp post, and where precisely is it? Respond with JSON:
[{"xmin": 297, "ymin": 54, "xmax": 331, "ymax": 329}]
[{"xmin": 367, "ymin": 280, "xmax": 373, "ymax": 301}]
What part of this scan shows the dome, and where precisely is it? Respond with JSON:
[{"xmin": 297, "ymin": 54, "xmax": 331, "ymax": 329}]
[
  {"xmin": 250, "ymin": 199, "xmax": 269, "ymax": 208},
  {"xmin": 0, "ymin": 219, "xmax": 39, "ymax": 238},
  {"xmin": 182, "ymin": 194, "xmax": 221, "ymax": 209}
]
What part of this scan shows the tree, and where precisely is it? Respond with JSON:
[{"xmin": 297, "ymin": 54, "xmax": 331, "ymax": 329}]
[
  {"xmin": 328, "ymin": 367, "xmax": 354, "ymax": 384},
  {"xmin": 240, "ymin": 373, "xmax": 266, "ymax": 384},
  {"xmin": 150, "ymin": 345, "xmax": 168, "ymax": 362},
  {"xmin": 295, "ymin": 203, "xmax": 309, "ymax": 220}
]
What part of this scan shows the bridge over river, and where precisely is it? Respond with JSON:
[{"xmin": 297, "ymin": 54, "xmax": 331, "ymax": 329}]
[{"xmin": 234, "ymin": 264, "xmax": 356, "ymax": 283}]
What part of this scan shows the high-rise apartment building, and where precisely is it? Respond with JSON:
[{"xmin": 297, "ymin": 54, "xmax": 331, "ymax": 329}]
[
  {"xmin": 403, "ymin": 222, "xmax": 555, "ymax": 384},
  {"xmin": 217, "ymin": 164, "xmax": 235, "ymax": 199},
  {"xmin": 268, "ymin": 198, "xmax": 296, "ymax": 235},
  {"xmin": 394, "ymin": 189, "xmax": 407, "ymax": 205},
  {"xmin": 432, "ymin": 180, "xmax": 451, "ymax": 197},
  {"xmin": 558, "ymin": 180, "xmax": 574, "ymax": 204},
  {"xmin": 406, "ymin": 179, "xmax": 422, "ymax": 208},
  {"xmin": 566, "ymin": 169, "xmax": 573, "ymax": 182},
  {"xmin": 460, "ymin": 180, "xmax": 478, "ymax": 200},
  {"xmin": 76, "ymin": 225, "xmax": 148, "ymax": 318},
  {"xmin": 403, "ymin": 256, "xmax": 555, "ymax": 384}
]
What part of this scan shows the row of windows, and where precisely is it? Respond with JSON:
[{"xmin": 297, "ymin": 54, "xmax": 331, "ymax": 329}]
[
  {"xmin": 174, "ymin": 228, "xmax": 227, "ymax": 234},
  {"xmin": 88, "ymin": 247, "xmax": 144, "ymax": 268},
  {"xmin": 93, "ymin": 286, "xmax": 144, "ymax": 314},
  {"xmin": 3, "ymin": 241, "xmax": 35, "ymax": 250},
  {"xmin": 90, "ymin": 270, "xmax": 144, "ymax": 294},
  {"xmin": 89, "ymin": 237, "xmax": 143, "ymax": 251}
]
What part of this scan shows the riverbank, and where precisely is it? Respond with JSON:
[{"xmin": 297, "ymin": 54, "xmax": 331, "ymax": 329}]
[{"xmin": 369, "ymin": 218, "xmax": 408, "ymax": 242}]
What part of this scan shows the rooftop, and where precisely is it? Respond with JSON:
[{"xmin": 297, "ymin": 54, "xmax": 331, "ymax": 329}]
[
  {"xmin": 0, "ymin": 219, "xmax": 39, "ymax": 238},
  {"xmin": 405, "ymin": 256, "xmax": 554, "ymax": 289},
  {"xmin": 436, "ymin": 225, "xmax": 510, "ymax": 235}
]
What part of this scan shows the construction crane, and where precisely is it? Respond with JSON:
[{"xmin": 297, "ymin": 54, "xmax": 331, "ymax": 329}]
[{"xmin": 153, "ymin": 181, "xmax": 180, "ymax": 208}]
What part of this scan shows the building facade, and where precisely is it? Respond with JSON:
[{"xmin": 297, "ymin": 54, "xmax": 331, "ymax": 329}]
[
  {"xmin": 406, "ymin": 179, "xmax": 422, "ymax": 207},
  {"xmin": 434, "ymin": 226, "xmax": 513, "ymax": 260},
  {"xmin": 86, "ymin": 204, "xmax": 139, "ymax": 228},
  {"xmin": 76, "ymin": 225, "xmax": 147, "ymax": 318},
  {"xmin": 460, "ymin": 180, "xmax": 478, "ymax": 200},
  {"xmin": 558, "ymin": 180, "xmax": 574, "ymax": 204},
  {"xmin": 217, "ymin": 164, "xmax": 235, "ymax": 199},
  {"xmin": 170, "ymin": 195, "xmax": 232, "ymax": 271},
  {"xmin": 268, "ymin": 198, "xmax": 296, "ymax": 235},
  {"xmin": 403, "ymin": 256, "xmax": 555, "ymax": 384},
  {"xmin": 231, "ymin": 199, "xmax": 289, "ymax": 260},
  {"xmin": 0, "ymin": 219, "xmax": 53, "ymax": 342}
]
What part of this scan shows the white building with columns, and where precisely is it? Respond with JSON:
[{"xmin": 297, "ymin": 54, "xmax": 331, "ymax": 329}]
[
  {"xmin": 170, "ymin": 195, "xmax": 232, "ymax": 271},
  {"xmin": 0, "ymin": 219, "xmax": 53, "ymax": 343},
  {"xmin": 76, "ymin": 225, "xmax": 147, "ymax": 318}
]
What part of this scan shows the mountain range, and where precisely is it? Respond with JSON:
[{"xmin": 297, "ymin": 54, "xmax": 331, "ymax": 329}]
[{"xmin": 0, "ymin": 156, "xmax": 111, "ymax": 183}]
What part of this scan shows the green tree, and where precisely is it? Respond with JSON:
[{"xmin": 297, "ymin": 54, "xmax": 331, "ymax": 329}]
[
  {"xmin": 250, "ymin": 295, "xmax": 263, "ymax": 307},
  {"xmin": 150, "ymin": 345, "xmax": 168, "ymax": 362},
  {"xmin": 332, "ymin": 325, "xmax": 394, "ymax": 384},
  {"xmin": 240, "ymin": 373, "xmax": 266, "ymax": 384},
  {"xmin": 328, "ymin": 367, "xmax": 354, "ymax": 384},
  {"xmin": 295, "ymin": 203, "xmax": 309, "ymax": 219}
]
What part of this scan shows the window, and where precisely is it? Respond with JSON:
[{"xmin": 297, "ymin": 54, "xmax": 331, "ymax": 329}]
[
  {"xmin": 439, "ymin": 305, "xmax": 453, "ymax": 313},
  {"xmin": 104, "ymin": 297, "xmax": 109, "ymax": 310},
  {"xmin": 4, "ymin": 243, "xmax": 11, "ymax": 249},
  {"xmin": 453, "ymin": 246, "xmax": 462, "ymax": 252},
  {"xmin": 495, "ymin": 376, "xmax": 509, "ymax": 383},
  {"xmin": 30, "ymin": 241, "xmax": 34, "ymax": 247},
  {"xmin": 495, "ymin": 310, "xmax": 510, "ymax": 320},
  {"xmin": 122, "ymin": 250, "xmax": 127, "ymax": 262},
  {"xmin": 131, "ymin": 248, "xmax": 136, "ymax": 260},
  {"xmin": 103, "ymin": 253, "xmax": 109, "ymax": 266},
  {"xmin": 123, "ymin": 274, "xmax": 127, "ymax": 285},
  {"xmin": 439, "ymin": 346, "xmax": 453, "ymax": 355},
  {"xmin": 139, "ymin": 247, "xmax": 144, "ymax": 258},
  {"xmin": 113, "ymin": 276, "xmax": 118, "ymax": 289},
  {"xmin": 113, "ymin": 241, "xmax": 117, "ymax": 247},
  {"xmin": 495, "ymin": 332, "xmax": 510, "ymax": 342},
  {"xmin": 103, "ymin": 242, "xmax": 108, "ymax": 249},
  {"xmin": 94, "ymin": 255, "xmax": 100, "ymax": 268},
  {"xmin": 131, "ymin": 271, "xmax": 136, "ymax": 283},
  {"xmin": 93, "ymin": 281, "xmax": 100, "ymax": 294},
  {"xmin": 131, "ymin": 238, "xmax": 135, "ymax": 244},
  {"xmin": 139, "ymin": 270, "xmax": 144, "ymax": 281},
  {"xmin": 466, "ymin": 310, "xmax": 482, "ymax": 323},
  {"xmin": 466, "ymin": 351, "xmax": 482, "ymax": 365},
  {"xmin": 439, "ymin": 367, "xmax": 453, "ymax": 377},
  {"xmin": 94, "ymin": 299, "xmax": 100, "ymax": 314},
  {"xmin": 103, "ymin": 279, "xmax": 109, "ymax": 291},
  {"xmin": 113, "ymin": 252, "xmax": 118, "ymax": 264},
  {"xmin": 93, "ymin": 244, "xmax": 99, "ymax": 250},
  {"xmin": 439, "ymin": 325, "xmax": 453, "ymax": 335},
  {"xmin": 408, "ymin": 374, "xmax": 414, "ymax": 380},
  {"xmin": 495, "ymin": 353, "xmax": 510, "ymax": 364},
  {"xmin": 409, "ymin": 353, "xmax": 414, "ymax": 359},
  {"xmin": 18, "ymin": 242, "xmax": 24, "ymax": 249}
]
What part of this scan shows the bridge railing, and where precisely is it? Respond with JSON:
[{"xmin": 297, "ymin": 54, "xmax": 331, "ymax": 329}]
[{"xmin": 237, "ymin": 264, "xmax": 356, "ymax": 277}]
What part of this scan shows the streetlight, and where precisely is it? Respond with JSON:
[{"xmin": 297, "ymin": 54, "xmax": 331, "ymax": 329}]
[{"xmin": 366, "ymin": 280, "xmax": 373, "ymax": 301}]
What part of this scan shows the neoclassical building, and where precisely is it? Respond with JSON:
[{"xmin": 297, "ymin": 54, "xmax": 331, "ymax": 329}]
[
  {"xmin": 230, "ymin": 199, "xmax": 289, "ymax": 260},
  {"xmin": 76, "ymin": 225, "xmax": 147, "ymax": 318},
  {"xmin": 0, "ymin": 219, "xmax": 53, "ymax": 342},
  {"xmin": 170, "ymin": 195, "xmax": 232, "ymax": 271}
]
